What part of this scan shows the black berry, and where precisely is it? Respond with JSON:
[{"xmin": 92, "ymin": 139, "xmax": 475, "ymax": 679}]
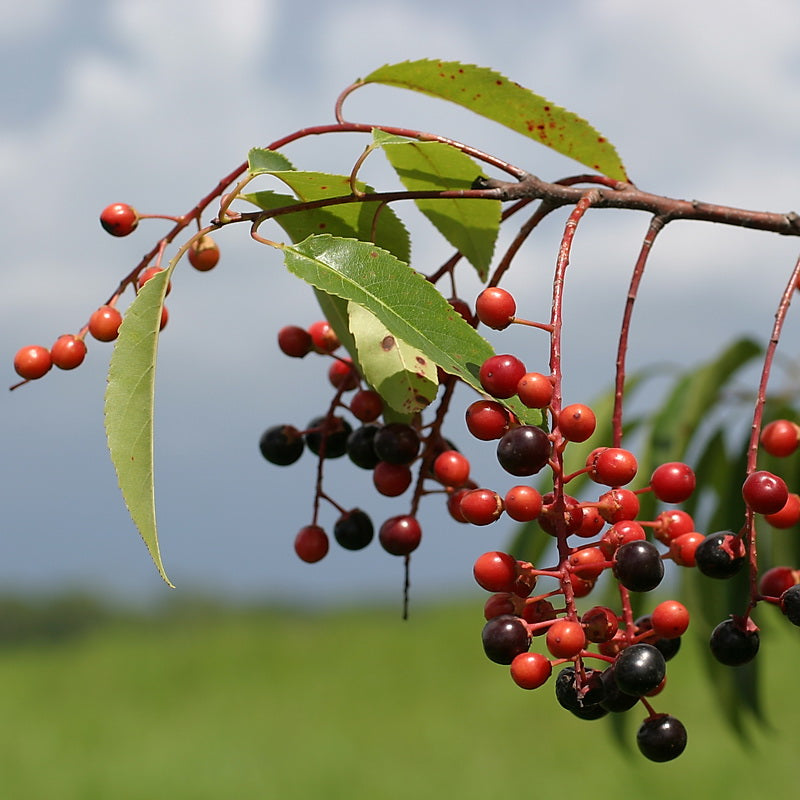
[
  {"xmin": 258, "ymin": 424, "xmax": 305, "ymax": 466},
  {"xmin": 694, "ymin": 531, "xmax": 746, "ymax": 579},
  {"xmin": 709, "ymin": 618, "xmax": 760, "ymax": 666},
  {"xmin": 636, "ymin": 715, "xmax": 687, "ymax": 762},
  {"xmin": 613, "ymin": 643, "xmax": 666, "ymax": 696},
  {"xmin": 481, "ymin": 614, "xmax": 530, "ymax": 665},
  {"xmin": 496, "ymin": 425, "xmax": 551, "ymax": 477},
  {"xmin": 333, "ymin": 509, "xmax": 374, "ymax": 551},
  {"xmin": 612, "ymin": 541, "xmax": 664, "ymax": 592},
  {"xmin": 372, "ymin": 423, "xmax": 421, "ymax": 465},
  {"xmin": 780, "ymin": 584, "xmax": 800, "ymax": 625},
  {"xmin": 305, "ymin": 415, "xmax": 352, "ymax": 459},
  {"xmin": 346, "ymin": 424, "xmax": 382, "ymax": 470}
]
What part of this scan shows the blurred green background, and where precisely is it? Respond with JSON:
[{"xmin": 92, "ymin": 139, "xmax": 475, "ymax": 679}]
[{"xmin": 0, "ymin": 593, "xmax": 797, "ymax": 798}]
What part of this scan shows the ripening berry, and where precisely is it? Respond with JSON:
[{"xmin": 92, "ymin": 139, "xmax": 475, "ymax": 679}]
[
  {"xmin": 465, "ymin": 399, "xmax": 513, "ymax": 441},
  {"xmin": 378, "ymin": 515, "xmax": 422, "ymax": 556},
  {"xmin": 100, "ymin": 203, "xmax": 138, "ymax": 236},
  {"xmin": 558, "ymin": 403, "xmax": 596, "ymax": 443},
  {"xmin": 650, "ymin": 462, "xmax": 696, "ymax": 503},
  {"xmin": 742, "ymin": 470, "xmax": 789, "ymax": 515},
  {"xmin": 89, "ymin": 305, "xmax": 123, "ymax": 342},
  {"xmin": 650, "ymin": 600, "xmax": 690, "ymax": 639},
  {"xmin": 765, "ymin": 492, "xmax": 800, "ymax": 528},
  {"xmin": 459, "ymin": 488, "xmax": 504, "ymax": 526},
  {"xmin": 50, "ymin": 334, "xmax": 88, "ymax": 370},
  {"xmin": 294, "ymin": 525, "xmax": 329, "ymax": 563},
  {"xmin": 188, "ymin": 235, "xmax": 220, "ymax": 271},
  {"xmin": 277, "ymin": 325, "xmax": 313, "ymax": 358},
  {"xmin": 510, "ymin": 652, "xmax": 552, "ymax": 690},
  {"xmin": 13, "ymin": 345, "xmax": 52, "ymax": 380},
  {"xmin": 433, "ymin": 450, "xmax": 471, "ymax": 487},
  {"xmin": 350, "ymin": 389, "xmax": 383, "ymax": 423},
  {"xmin": 516, "ymin": 372, "xmax": 554, "ymax": 409},
  {"xmin": 473, "ymin": 551, "xmax": 518, "ymax": 593},
  {"xmin": 308, "ymin": 320, "xmax": 340, "ymax": 354},
  {"xmin": 475, "ymin": 287, "xmax": 516, "ymax": 330},
  {"xmin": 589, "ymin": 447, "xmax": 638, "ymax": 486},
  {"xmin": 479, "ymin": 354, "xmax": 527, "ymax": 399},
  {"xmin": 760, "ymin": 419, "xmax": 800, "ymax": 458},
  {"xmin": 504, "ymin": 485, "xmax": 543, "ymax": 522},
  {"xmin": 545, "ymin": 619, "xmax": 586, "ymax": 659},
  {"xmin": 328, "ymin": 358, "xmax": 359, "ymax": 391}
]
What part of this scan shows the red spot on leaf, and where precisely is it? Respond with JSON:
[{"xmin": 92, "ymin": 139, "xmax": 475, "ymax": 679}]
[
  {"xmin": 381, "ymin": 336, "xmax": 396, "ymax": 351},
  {"xmin": 597, "ymin": 137, "xmax": 606, "ymax": 143},
  {"xmin": 416, "ymin": 356, "xmax": 427, "ymax": 366}
]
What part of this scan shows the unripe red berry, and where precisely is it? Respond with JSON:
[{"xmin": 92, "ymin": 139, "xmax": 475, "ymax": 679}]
[
  {"xmin": 516, "ymin": 372, "xmax": 554, "ymax": 409},
  {"xmin": 479, "ymin": 354, "xmax": 527, "ymax": 399},
  {"xmin": 510, "ymin": 652, "xmax": 552, "ymax": 690},
  {"xmin": 758, "ymin": 566, "xmax": 799, "ymax": 598},
  {"xmin": 760, "ymin": 419, "xmax": 800, "ymax": 458},
  {"xmin": 50, "ymin": 334, "xmax": 87, "ymax": 370},
  {"xmin": 473, "ymin": 551, "xmax": 518, "ymax": 593},
  {"xmin": 459, "ymin": 488, "xmax": 504, "ymax": 526},
  {"xmin": 137, "ymin": 266, "xmax": 172, "ymax": 295},
  {"xmin": 188, "ymin": 235, "xmax": 220, "ymax": 271},
  {"xmin": 504, "ymin": 485, "xmax": 543, "ymax": 522},
  {"xmin": 669, "ymin": 531, "xmax": 704, "ymax": 567},
  {"xmin": 277, "ymin": 325, "xmax": 313, "ymax": 358},
  {"xmin": 475, "ymin": 287, "xmax": 516, "ymax": 330},
  {"xmin": 350, "ymin": 389, "xmax": 383, "ymax": 423},
  {"xmin": 328, "ymin": 358, "xmax": 359, "ymax": 391},
  {"xmin": 650, "ymin": 600, "xmax": 689, "ymax": 639},
  {"xmin": 764, "ymin": 492, "xmax": 800, "ymax": 528},
  {"xmin": 308, "ymin": 320, "xmax": 340, "ymax": 354},
  {"xmin": 568, "ymin": 546, "xmax": 607, "ymax": 581},
  {"xmin": 294, "ymin": 525, "xmax": 329, "ymax": 563},
  {"xmin": 589, "ymin": 447, "xmax": 638, "ymax": 486},
  {"xmin": 100, "ymin": 203, "xmax": 138, "ymax": 236},
  {"xmin": 433, "ymin": 450, "xmax": 471, "ymax": 487},
  {"xmin": 465, "ymin": 399, "xmax": 513, "ymax": 441},
  {"xmin": 742, "ymin": 470, "xmax": 789, "ymax": 515},
  {"xmin": 558, "ymin": 403, "xmax": 596, "ymax": 443},
  {"xmin": 545, "ymin": 619, "xmax": 586, "ymax": 659},
  {"xmin": 650, "ymin": 462, "xmax": 696, "ymax": 503},
  {"xmin": 89, "ymin": 305, "xmax": 123, "ymax": 342},
  {"xmin": 13, "ymin": 345, "xmax": 52, "ymax": 380}
]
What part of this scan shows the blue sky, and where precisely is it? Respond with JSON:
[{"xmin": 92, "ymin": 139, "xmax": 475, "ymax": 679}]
[{"xmin": 3, "ymin": 0, "xmax": 800, "ymax": 606}]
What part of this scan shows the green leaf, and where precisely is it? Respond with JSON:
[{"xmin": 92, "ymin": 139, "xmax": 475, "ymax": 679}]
[
  {"xmin": 280, "ymin": 234, "xmax": 542, "ymax": 426},
  {"xmin": 372, "ymin": 129, "xmax": 500, "ymax": 279},
  {"xmin": 248, "ymin": 147, "xmax": 296, "ymax": 175},
  {"xmin": 347, "ymin": 302, "xmax": 438, "ymax": 416},
  {"xmin": 362, "ymin": 60, "xmax": 628, "ymax": 181},
  {"xmin": 104, "ymin": 270, "xmax": 174, "ymax": 587}
]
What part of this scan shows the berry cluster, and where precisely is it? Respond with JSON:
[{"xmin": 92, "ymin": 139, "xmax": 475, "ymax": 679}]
[{"xmin": 11, "ymin": 204, "xmax": 220, "ymax": 389}]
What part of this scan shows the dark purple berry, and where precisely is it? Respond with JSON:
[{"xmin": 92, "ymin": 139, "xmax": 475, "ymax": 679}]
[
  {"xmin": 780, "ymin": 584, "xmax": 800, "ymax": 626},
  {"xmin": 613, "ymin": 643, "xmax": 666, "ymax": 696},
  {"xmin": 694, "ymin": 531, "xmax": 746, "ymax": 579},
  {"xmin": 305, "ymin": 415, "xmax": 352, "ymax": 459},
  {"xmin": 634, "ymin": 615, "xmax": 681, "ymax": 661},
  {"xmin": 612, "ymin": 541, "xmax": 664, "ymax": 592},
  {"xmin": 333, "ymin": 509, "xmax": 374, "ymax": 551},
  {"xmin": 481, "ymin": 614, "xmax": 530, "ymax": 665},
  {"xmin": 709, "ymin": 618, "xmax": 760, "ymax": 666},
  {"xmin": 373, "ymin": 423, "xmax": 421, "ymax": 465},
  {"xmin": 599, "ymin": 666, "xmax": 641, "ymax": 713},
  {"xmin": 258, "ymin": 424, "xmax": 304, "ymax": 466},
  {"xmin": 496, "ymin": 425, "xmax": 551, "ymax": 477},
  {"xmin": 346, "ymin": 425, "xmax": 382, "ymax": 470},
  {"xmin": 636, "ymin": 715, "xmax": 687, "ymax": 762}
]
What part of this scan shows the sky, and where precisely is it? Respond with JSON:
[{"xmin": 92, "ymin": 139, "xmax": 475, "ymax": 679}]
[{"xmin": 3, "ymin": 0, "xmax": 800, "ymax": 608}]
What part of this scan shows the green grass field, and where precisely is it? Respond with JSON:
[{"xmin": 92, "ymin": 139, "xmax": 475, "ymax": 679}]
[{"xmin": 0, "ymin": 595, "xmax": 796, "ymax": 798}]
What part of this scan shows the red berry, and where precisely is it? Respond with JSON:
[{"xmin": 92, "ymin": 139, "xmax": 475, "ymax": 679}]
[
  {"xmin": 589, "ymin": 447, "xmax": 638, "ymax": 486},
  {"xmin": 510, "ymin": 652, "xmax": 552, "ymax": 690},
  {"xmin": 433, "ymin": 450, "xmax": 471, "ymax": 487},
  {"xmin": 50, "ymin": 335, "xmax": 87, "ymax": 370},
  {"xmin": 558, "ymin": 403, "xmax": 596, "ymax": 443},
  {"xmin": 447, "ymin": 297, "xmax": 474, "ymax": 324},
  {"xmin": 277, "ymin": 325, "xmax": 313, "ymax": 358},
  {"xmin": 650, "ymin": 462, "xmax": 696, "ymax": 503},
  {"xmin": 473, "ymin": 551, "xmax": 518, "ymax": 593},
  {"xmin": 521, "ymin": 598, "xmax": 557, "ymax": 629},
  {"xmin": 479, "ymin": 354, "xmax": 527, "ymax": 399},
  {"xmin": 765, "ymin": 492, "xmax": 800, "ymax": 528},
  {"xmin": 568, "ymin": 546, "xmax": 607, "ymax": 581},
  {"xmin": 446, "ymin": 487, "xmax": 472, "ymax": 523},
  {"xmin": 538, "ymin": 493, "xmax": 584, "ymax": 536},
  {"xmin": 650, "ymin": 600, "xmax": 689, "ymax": 638},
  {"xmin": 294, "ymin": 524, "xmax": 329, "ymax": 563},
  {"xmin": 160, "ymin": 305, "xmax": 169, "ymax": 331},
  {"xmin": 581, "ymin": 606, "xmax": 619, "ymax": 643},
  {"xmin": 484, "ymin": 592, "xmax": 516, "ymax": 620},
  {"xmin": 100, "ymin": 203, "xmax": 138, "ymax": 236},
  {"xmin": 13, "ymin": 345, "xmax": 52, "ymax": 380},
  {"xmin": 760, "ymin": 419, "xmax": 800, "ymax": 458},
  {"xmin": 516, "ymin": 372, "xmax": 554, "ymax": 409},
  {"xmin": 308, "ymin": 320, "xmax": 340, "ymax": 354},
  {"xmin": 379, "ymin": 515, "xmax": 422, "ymax": 556},
  {"xmin": 653, "ymin": 509, "xmax": 695, "ymax": 545},
  {"xmin": 187, "ymin": 235, "xmax": 220, "ymax": 271},
  {"xmin": 372, "ymin": 461, "xmax": 412, "ymax": 497},
  {"xmin": 573, "ymin": 506, "xmax": 606, "ymax": 539},
  {"xmin": 465, "ymin": 399, "xmax": 513, "ymax": 441},
  {"xmin": 600, "ymin": 520, "xmax": 646, "ymax": 558},
  {"xmin": 545, "ymin": 619, "xmax": 586, "ymax": 659},
  {"xmin": 669, "ymin": 531, "xmax": 704, "ymax": 567},
  {"xmin": 504, "ymin": 485, "xmax": 543, "ymax": 522},
  {"xmin": 742, "ymin": 470, "xmax": 789, "ymax": 515},
  {"xmin": 459, "ymin": 488, "xmax": 504, "ymax": 526},
  {"xmin": 350, "ymin": 389, "xmax": 383, "ymax": 423},
  {"xmin": 88, "ymin": 305, "xmax": 123, "ymax": 342},
  {"xmin": 137, "ymin": 266, "xmax": 171, "ymax": 295},
  {"xmin": 475, "ymin": 287, "xmax": 516, "ymax": 330},
  {"xmin": 758, "ymin": 566, "xmax": 799, "ymax": 597},
  {"xmin": 328, "ymin": 358, "xmax": 359, "ymax": 391},
  {"xmin": 598, "ymin": 488, "xmax": 640, "ymax": 523}
]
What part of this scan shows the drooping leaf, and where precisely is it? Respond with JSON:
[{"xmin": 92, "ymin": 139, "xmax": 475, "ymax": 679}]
[
  {"xmin": 362, "ymin": 60, "xmax": 628, "ymax": 181},
  {"xmin": 372, "ymin": 129, "xmax": 500, "ymax": 279},
  {"xmin": 104, "ymin": 269, "xmax": 174, "ymax": 587},
  {"xmin": 348, "ymin": 302, "xmax": 438, "ymax": 416},
  {"xmin": 280, "ymin": 234, "xmax": 542, "ymax": 426}
]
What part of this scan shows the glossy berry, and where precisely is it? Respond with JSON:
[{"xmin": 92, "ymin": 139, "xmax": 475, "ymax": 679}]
[
  {"xmin": 760, "ymin": 419, "xmax": 800, "ymax": 458},
  {"xmin": 50, "ymin": 335, "xmax": 87, "ymax": 370},
  {"xmin": 304, "ymin": 415, "xmax": 352, "ymax": 459},
  {"xmin": 545, "ymin": 618, "xmax": 587, "ymax": 659},
  {"xmin": 650, "ymin": 461, "xmax": 696, "ymax": 503},
  {"xmin": 373, "ymin": 423, "xmax": 420, "ymax": 465},
  {"xmin": 496, "ymin": 425, "xmax": 551, "ymax": 476},
  {"xmin": 482, "ymin": 614, "xmax": 530, "ymax": 665},
  {"xmin": 504, "ymin": 485, "xmax": 543, "ymax": 522},
  {"xmin": 568, "ymin": 547, "xmax": 607, "ymax": 581},
  {"xmin": 346, "ymin": 424, "xmax": 381, "ymax": 470},
  {"xmin": 294, "ymin": 525, "xmax": 329, "ymax": 563},
  {"xmin": 598, "ymin": 488, "xmax": 640, "ymax": 524},
  {"xmin": 187, "ymin": 235, "xmax": 220, "ymax": 271},
  {"xmin": 600, "ymin": 520, "xmax": 646, "ymax": 557},
  {"xmin": 460, "ymin": 489, "xmax": 504, "ymax": 526},
  {"xmin": 650, "ymin": 600, "xmax": 689, "ymax": 639},
  {"xmin": 433, "ymin": 450, "xmax": 471, "ymax": 487},
  {"xmin": 13, "ymin": 345, "xmax": 52, "ymax": 381},
  {"xmin": 612, "ymin": 540, "xmax": 664, "ymax": 592},
  {"xmin": 668, "ymin": 531, "xmax": 705, "ymax": 567},
  {"xmin": 88, "ymin": 305, "xmax": 123, "ymax": 342},
  {"xmin": 328, "ymin": 358, "xmax": 359, "ymax": 391},
  {"xmin": 653, "ymin": 509, "xmax": 695, "ymax": 545},
  {"xmin": 510, "ymin": 652, "xmax": 552, "ymax": 690},
  {"xmin": 378, "ymin": 515, "xmax": 422, "ymax": 556},
  {"xmin": 742, "ymin": 470, "xmax": 789, "ymax": 515},
  {"xmin": 479, "ymin": 354, "xmax": 527, "ymax": 399},
  {"xmin": 758, "ymin": 566, "xmax": 798, "ymax": 598},
  {"xmin": 307, "ymin": 320, "xmax": 339, "ymax": 354},
  {"xmin": 599, "ymin": 667, "xmax": 641, "ymax": 713},
  {"xmin": 538, "ymin": 493, "xmax": 584, "ymax": 537},
  {"xmin": 764, "ymin": 492, "xmax": 800, "ymax": 528},
  {"xmin": 473, "ymin": 551, "xmax": 518, "ymax": 593},
  {"xmin": 558, "ymin": 403, "xmax": 596, "ymax": 443},
  {"xmin": 694, "ymin": 531, "xmax": 746, "ymax": 579},
  {"xmin": 333, "ymin": 509, "xmax": 374, "ymax": 550},
  {"xmin": 277, "ymin": 325, "xmax": 313, "ymax": 358},
  {"xmin": 465, "ymin": 399, "xmax": 513, "ymax": 440},
  {"xmin": 554, "ymin": 666, "xmax": 606, "ymax": 715},
  {"xmin": 100, "ymin": 203, "xmax": 138, "ymax": 236},
  {"xmin": 779, "ymin": 584, "xmax": 800, "ymax": 625},
  {"xmin": 258, "ymin": 424, "xmax": 304, "ymax": 466},
  {"xmin": 614, "ymin": 643, "xmax": 666, "ymax": 696},
  {"xmin": 636, "ymin": 715, "xmax": 687, "ymax": 762},
  {"xmin": 475, "ymin": 287, "xmax": 516, "ymax": 330},
  {"xmin": 350, "ymin": 389, "xmax": 383, "ymax": 423},
  {"xmin": 709, "ymin": 618, "xmax": 760, "ymax": 666},
  {"xmin": 516, "ymin": 372, "xmax": 554, "ymax": 409},
  {"xmin": 589, "ymin": 447, "xmax": 638, "ymax": 486},
  {"xmin": 372, "ymin": 461, "xmax": 412, "ymax": 497},
  {"xmin": 483, "ymin": 593, "xmax": 516, "ymax": 620},
  {"xmin": 446, "ymin": 487, "xmax": 472, "ymax": 523}
]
